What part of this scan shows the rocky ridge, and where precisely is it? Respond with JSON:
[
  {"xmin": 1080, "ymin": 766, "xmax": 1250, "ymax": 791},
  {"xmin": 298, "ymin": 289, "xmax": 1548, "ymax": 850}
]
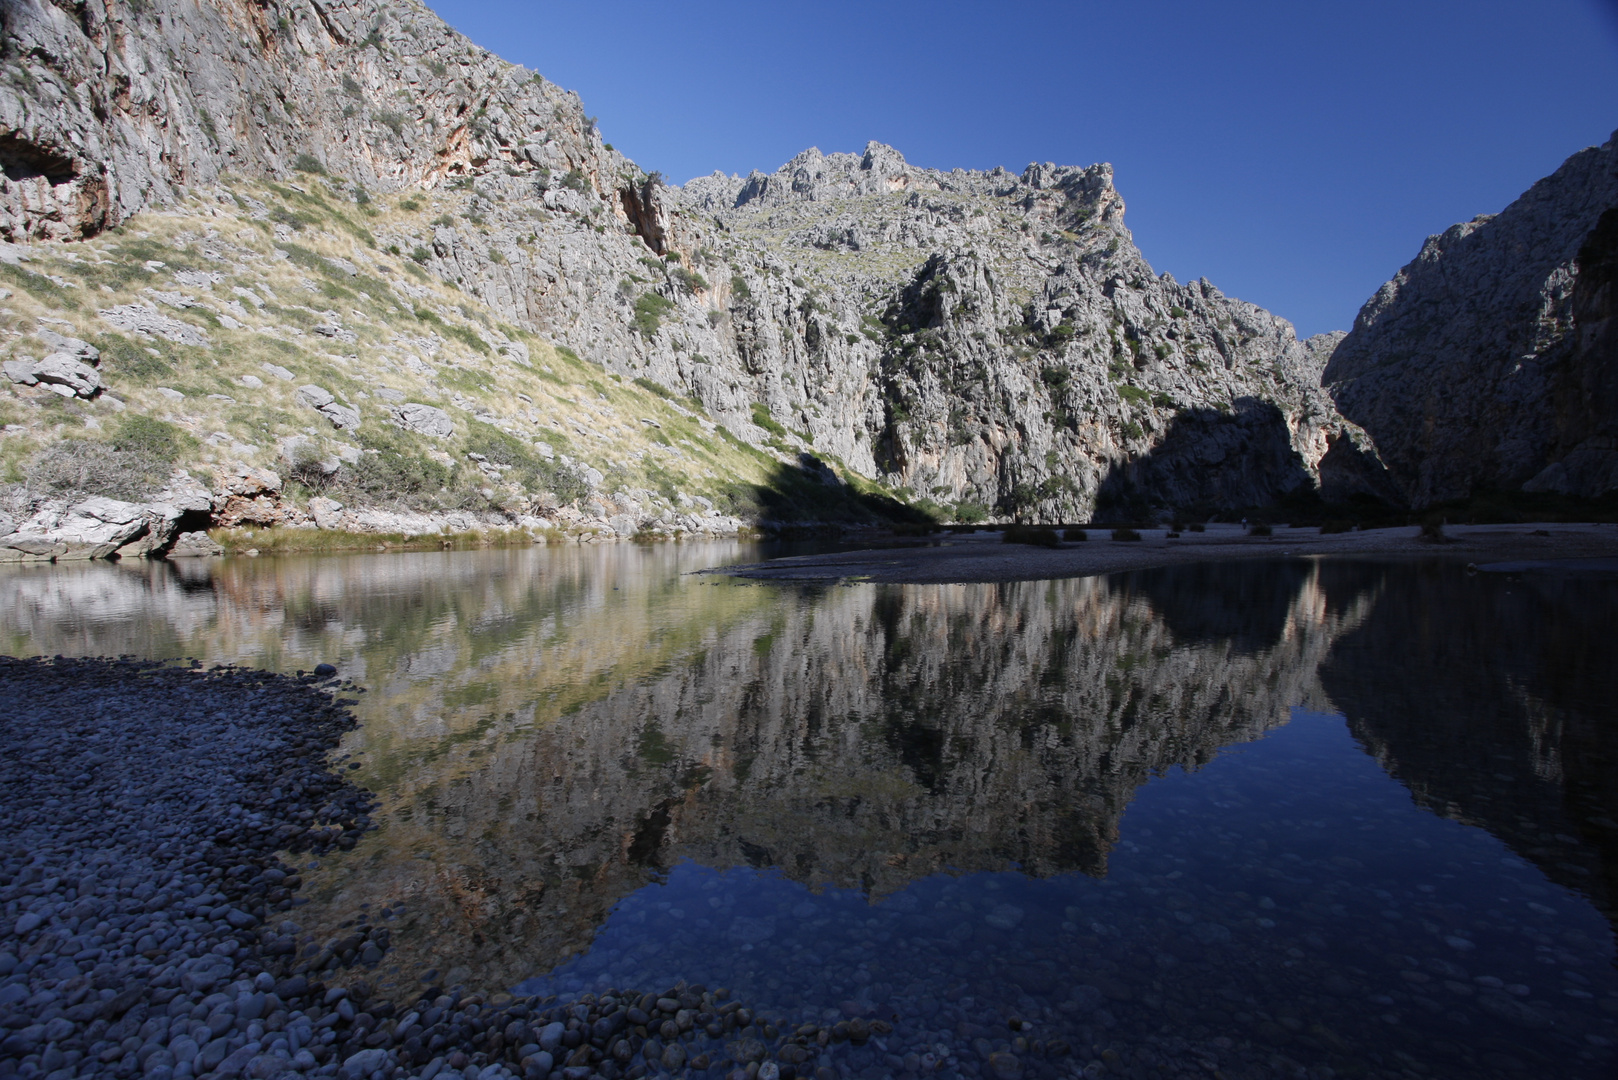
[
  {"xmin": 0, "ymin": 0, "xmax": 1396, "ymax": 541},
  {"xmin": 1324, "ymin": 131, "xmax": 1618, "ymax": 507}
]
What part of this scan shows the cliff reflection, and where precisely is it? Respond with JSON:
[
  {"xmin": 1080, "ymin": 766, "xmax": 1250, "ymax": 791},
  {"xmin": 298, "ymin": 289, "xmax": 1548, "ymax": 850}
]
[
  {"xmin": 1322, "ymin": 562, "xmax": 1618, "ymax": 928},
  {"xmin": 290, "ymin": 562, "xmax": 1369, "ymax": 990},
  {"xmin": 4, "ymin": 550, "xmax": 1614, "ymax": 998}
]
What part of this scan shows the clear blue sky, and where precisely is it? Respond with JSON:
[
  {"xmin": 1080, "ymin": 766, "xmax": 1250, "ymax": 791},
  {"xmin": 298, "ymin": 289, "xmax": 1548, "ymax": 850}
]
[{"xmin": 424, "ymin": 0, "xmax": 1618, "ymax": 338}]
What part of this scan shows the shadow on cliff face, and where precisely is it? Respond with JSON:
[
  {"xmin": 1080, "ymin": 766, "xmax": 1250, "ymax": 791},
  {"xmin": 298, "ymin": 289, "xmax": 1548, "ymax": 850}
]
[
  {"xmin": 717, "ymin": 452, "xmax": 938, "ymax": 526},
  {"xmin": 1094, "ymin": 397, "xmax": 1319, "ymax": 519},
  {"xmin": 1321, "ymin": 561, "xmax": 1618, "ymax": 935}
]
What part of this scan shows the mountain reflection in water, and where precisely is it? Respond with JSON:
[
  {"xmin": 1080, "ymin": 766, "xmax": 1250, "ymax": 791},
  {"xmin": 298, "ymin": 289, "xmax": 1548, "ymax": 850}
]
[{"xmin": 1, "ymin": 548, "xmax": 1615, "ymax": 1078}]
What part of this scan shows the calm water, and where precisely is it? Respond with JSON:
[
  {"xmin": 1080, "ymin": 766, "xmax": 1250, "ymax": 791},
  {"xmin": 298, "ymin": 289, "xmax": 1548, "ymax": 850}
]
[{"xmin": 2, "ymin": 547, "xmax": 1616, "ymax": 1079}]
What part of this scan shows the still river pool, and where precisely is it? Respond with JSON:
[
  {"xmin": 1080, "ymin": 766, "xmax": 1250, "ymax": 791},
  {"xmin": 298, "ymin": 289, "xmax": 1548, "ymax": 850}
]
[{"xmin": 2, "ymin": 544, "xmax": 1616, "ymax": 1080}]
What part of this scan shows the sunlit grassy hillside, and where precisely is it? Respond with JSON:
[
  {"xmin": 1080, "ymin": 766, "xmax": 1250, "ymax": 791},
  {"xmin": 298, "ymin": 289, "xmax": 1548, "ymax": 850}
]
[{"xmin": 0, "ymin": 175, "xmax": 927, "ymax": 532}]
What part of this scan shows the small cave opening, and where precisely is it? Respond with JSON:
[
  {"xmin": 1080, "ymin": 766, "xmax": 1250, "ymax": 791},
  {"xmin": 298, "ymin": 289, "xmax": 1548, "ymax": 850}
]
[
  {"xmin": 0, "ymin": 134, "xmax": 76, "ymax": 186},
  {"xmin": 148, "ymin": 508, "xmax": 217, "ymax": 558}
]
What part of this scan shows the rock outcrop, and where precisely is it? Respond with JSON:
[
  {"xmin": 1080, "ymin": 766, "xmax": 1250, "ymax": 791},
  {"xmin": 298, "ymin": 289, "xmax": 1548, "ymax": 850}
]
[
  {"xmin": 0, "ymin": 471, "xmax": 212, "ymax": 561},
  {"xmin": 0, "ymin": 0, "xmax": 1389, "ymax": 525},
  {"xmin": 1324, "ymin": 132, "xmax": 1618, "ymax": 507},
  {"xmin": 0, "ymin": 0, "xmax": 609, "ymax": 241}
]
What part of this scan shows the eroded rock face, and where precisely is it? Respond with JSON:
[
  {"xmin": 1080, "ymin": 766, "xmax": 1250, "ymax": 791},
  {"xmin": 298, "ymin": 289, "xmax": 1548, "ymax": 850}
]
[
  {"xmin": 1324, "ymin": 131, "xmax": 1618, "ymax": 507},
  {"xmin": 0, "ymin": 0, "xmax": 610, "ymax": 241},
  {"xmin": 211, "ymin": 462, "xmax": 294, "ymax": 528},
  {"xmin": 0, "ymin": 470, "xmax": 212, "ymax": 561}
]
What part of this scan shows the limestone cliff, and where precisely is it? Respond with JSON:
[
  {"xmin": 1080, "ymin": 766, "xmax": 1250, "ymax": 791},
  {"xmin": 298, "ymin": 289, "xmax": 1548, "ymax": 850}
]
[
  {"xmin": 1323, "ymin": 132, "xmax": 1618, "ymax": 507},
  {"xmin": 1, "ymin": 0, "xmax": 1387, "ymax": 528}
]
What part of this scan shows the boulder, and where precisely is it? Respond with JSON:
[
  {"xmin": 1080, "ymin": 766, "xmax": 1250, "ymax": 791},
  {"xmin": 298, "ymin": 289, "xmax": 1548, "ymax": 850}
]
[
  {"xmin": 390, "ymin": 402, "xmax": 455, "ymax": 438},
  {"xmin": 35, "ymin": 329, "xmax": 99, "ymax": 361},
  {"xmin": 1, "ymin": 352, "xmax": 98, "ymax": 396},
  {"xmin": 297, "ymin": 385, "xmax": 361, "ymax": 431},
  {"xmin": 50, "ymin": 496, "xmax": 148, "ymax": 558},
  {"xmin": 168, "ymin": 531, "xmax": 224, "ymax": 558},
  {"xmin": 34, "ymin": 352, "xmax": 101, "ymax": 397},
  {"xmin": 308, "ymin": 497, "xmax": 346, "ymax": 530}
]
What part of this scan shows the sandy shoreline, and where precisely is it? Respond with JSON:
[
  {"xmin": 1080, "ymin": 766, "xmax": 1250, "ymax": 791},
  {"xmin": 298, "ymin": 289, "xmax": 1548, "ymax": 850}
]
[{"xmin": 715, "ymin": 522, "xmax": 1618, "ymax": 584}]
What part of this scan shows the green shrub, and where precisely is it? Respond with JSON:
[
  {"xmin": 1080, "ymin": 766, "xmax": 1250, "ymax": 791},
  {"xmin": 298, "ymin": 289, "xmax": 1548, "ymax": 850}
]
[
  {"xmin": 632, "ymin": 292, "xmax": 673, "ymax": 337},
  {"xmin": 1117, "ymin": 384, "xmax": 1150, "ymax": 405},
  {"xmin": 730, "ymin": 275, "xmax": 752, "ymax": 302},
  {"xmin": 287, "ymin": 444, "xmax": 337, "ymax": 495},
  {"xmin": 110, "ymin": 415, "xmax": 188, "ymax": 464},
  {"xmin": 1248, "ymin": 523, "xmax": 1273, "ymax": 536},
  {"xmin": 634, "ymin": 377, "xmax": 674, "ymax": 400},
  {"xmin": 98, "ymin": 336, "xmax": 171, "ymax": 381},
  {"xmin": 292, "ymin": 153, "xmax": 326, "ymax": 175},
  {"xmin": 338, "ymin": 449, "xmax": 449, "ymax": 503},
  {"xmin": 464, "ymin": 423, "xmax": 589, "ymax": 502},
  {"xmin": 374, "ymin": 111, "xmax": 407, "ymax": 137},
  {"xmin": 952, "ymin": 501, "xmax": 988, "ymax": 524},
  {"xmin": 1111, "ymin": 527, "xmax": 1142, "ymax": 541},
  {"xmin": 750, "ymin": 403, "xmax": 787, "ymax": 439},
  {"xmin": 410, "ymin": 246, "xmax": 431, "ymax": 264},
  {"xmin": 1320, "ymin": 519, "xmax": 1354, "ymax": 534},
  {"xmin": 1003, "ymin": 524, "xmax": 1060, "ymax": 548},
  {"xmin": 1063, "ymin": 528, "xmax": 1088, "ymax": 541},
  {"xmin": 671, "ymin": 267, "xmax": 708, "ymax": 293}
]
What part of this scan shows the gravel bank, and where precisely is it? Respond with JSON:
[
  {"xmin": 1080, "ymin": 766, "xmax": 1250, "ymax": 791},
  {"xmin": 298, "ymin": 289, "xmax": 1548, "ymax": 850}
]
[
  {"xmin": 0, "ymin": 658, "xmax": 872, "ymax": 1080},
  {"xmin": 715, "ymin": 522, "xmax": 1618, "ymax": 584}
]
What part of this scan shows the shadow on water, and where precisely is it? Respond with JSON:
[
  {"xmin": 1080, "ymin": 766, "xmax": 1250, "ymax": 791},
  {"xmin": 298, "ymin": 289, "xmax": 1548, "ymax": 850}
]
[{"xmin": 2, "ymin": 550, "xmax": 1617, "ymax": 1076}]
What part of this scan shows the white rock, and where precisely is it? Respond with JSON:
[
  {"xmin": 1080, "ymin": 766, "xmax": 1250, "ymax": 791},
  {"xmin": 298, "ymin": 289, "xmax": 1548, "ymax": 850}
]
[{"xmin": 390, "ymin": 402, "xmax": 454, "ymax": 438}]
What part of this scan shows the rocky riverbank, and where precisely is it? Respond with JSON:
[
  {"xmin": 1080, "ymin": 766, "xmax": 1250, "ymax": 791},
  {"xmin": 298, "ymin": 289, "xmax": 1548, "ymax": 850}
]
[
  {"xmin": 0, "ymin": 470, "xmax": 750, "ymax": 564},
  {"xmin": 0, "ymin": 657, "xmax": 884, "ymax": 1080}
]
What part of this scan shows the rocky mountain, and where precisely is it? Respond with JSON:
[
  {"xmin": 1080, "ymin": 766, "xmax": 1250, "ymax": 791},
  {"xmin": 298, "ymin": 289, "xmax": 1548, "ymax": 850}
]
[
  {"xmin": 1323, "ymin": 132, "xmax": 1618, "ymax": 508},
  {"xmin": 0, "ymin": 0, "xmax": 1405, "ymax": 546}
]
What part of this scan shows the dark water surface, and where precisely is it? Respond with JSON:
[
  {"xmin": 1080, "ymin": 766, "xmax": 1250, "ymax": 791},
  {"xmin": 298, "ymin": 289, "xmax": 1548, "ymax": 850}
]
[{"xmin": 2, "ymin": 547, "xmax": 1616, "ymax": 1080}]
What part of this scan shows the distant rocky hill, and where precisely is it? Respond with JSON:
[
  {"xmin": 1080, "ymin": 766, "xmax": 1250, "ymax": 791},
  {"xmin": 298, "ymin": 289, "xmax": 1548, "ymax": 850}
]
[
  {"xmin": 8, "ymin": 0, "xmax": 1612, "ymax": 553},
  {"xmin": 1324, "ymin": 132, "xmax": 1618, "ymax": 508}
]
